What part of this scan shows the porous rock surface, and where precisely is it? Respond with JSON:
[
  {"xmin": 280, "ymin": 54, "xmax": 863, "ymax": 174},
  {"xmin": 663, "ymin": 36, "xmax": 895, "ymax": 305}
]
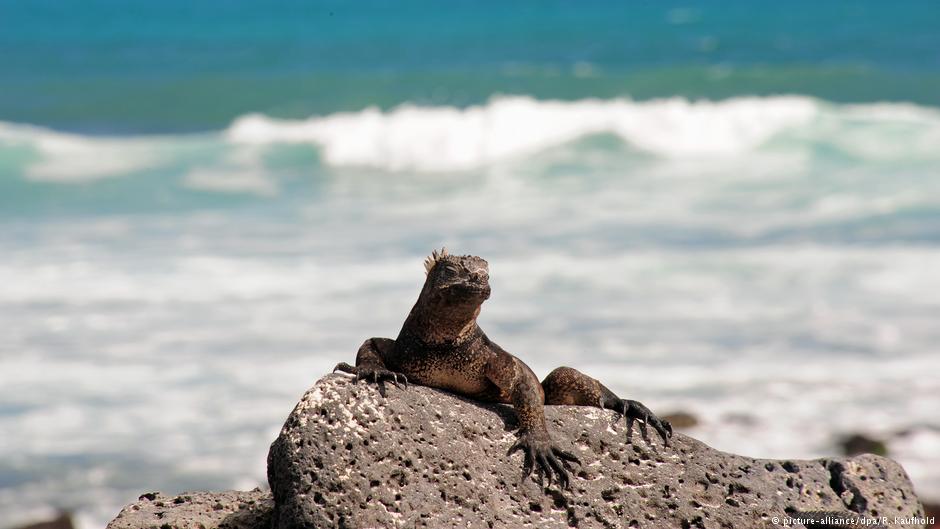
[
  {"xmin": 267, "ymin": 375, "xmax": 924, "ymax": 528},
  {"xmin": 106, "ymin": 489, "xmax": 272, "ymax": 529}
]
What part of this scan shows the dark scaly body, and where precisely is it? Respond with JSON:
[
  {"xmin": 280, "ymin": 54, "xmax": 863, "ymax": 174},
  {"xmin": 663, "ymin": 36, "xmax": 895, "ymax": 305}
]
[
  {"xmin": 334, "ymin": 249, "xmax": 672, "ymax": 488},
  {"xmin": 390, "ymin": 328, "xmax": 496, "ymax": 397}
]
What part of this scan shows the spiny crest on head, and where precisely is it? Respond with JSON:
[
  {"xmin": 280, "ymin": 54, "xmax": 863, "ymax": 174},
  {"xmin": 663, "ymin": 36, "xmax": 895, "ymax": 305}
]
[{"xmin": 424, "ymin": 247, "xmax": 449, "ymax": 275}]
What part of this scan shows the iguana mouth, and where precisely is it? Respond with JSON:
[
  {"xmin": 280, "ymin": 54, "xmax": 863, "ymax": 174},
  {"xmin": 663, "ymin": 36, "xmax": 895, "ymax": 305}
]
[{"xmin": 447, "ymin": 283, "xmax": 491, "ymax": 300}]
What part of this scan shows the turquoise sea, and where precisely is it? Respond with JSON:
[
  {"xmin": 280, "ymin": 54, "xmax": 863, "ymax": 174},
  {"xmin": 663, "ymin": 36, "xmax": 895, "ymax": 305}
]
[{"xmin": 2, "ymin": 1, "xmax": 940, "ymax": 527}]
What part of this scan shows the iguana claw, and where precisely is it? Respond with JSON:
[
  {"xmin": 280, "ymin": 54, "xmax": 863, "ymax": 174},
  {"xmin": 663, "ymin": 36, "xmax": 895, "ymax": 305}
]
[
  {"xmin": 508, "ymin": 430, "xmax": 580, "ymax": 490},
  {"xmin": 621, "ymin": 399, "xmax": 672, "ymax": 446}
]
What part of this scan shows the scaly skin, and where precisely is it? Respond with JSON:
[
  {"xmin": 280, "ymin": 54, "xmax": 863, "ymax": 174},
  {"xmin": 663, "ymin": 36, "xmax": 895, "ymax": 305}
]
[{"xmin": 334, "ymin": 249, "xmax": 672, "ymax": 489}]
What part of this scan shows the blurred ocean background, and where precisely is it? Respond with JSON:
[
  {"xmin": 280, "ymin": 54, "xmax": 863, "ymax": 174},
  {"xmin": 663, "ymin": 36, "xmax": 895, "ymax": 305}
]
[{"xmin": 2, "ymin": 1, "xmax": 940, "ymax": 526}]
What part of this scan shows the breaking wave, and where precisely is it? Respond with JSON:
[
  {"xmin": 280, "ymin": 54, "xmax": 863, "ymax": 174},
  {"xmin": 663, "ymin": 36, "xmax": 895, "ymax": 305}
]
[
  {"xmin": 227, "ymin": 95, "xmax": 940, "ymax": 170},
  {"xmin": 1, "ymin": 96, "xmax": 939, "ymax": 183}
]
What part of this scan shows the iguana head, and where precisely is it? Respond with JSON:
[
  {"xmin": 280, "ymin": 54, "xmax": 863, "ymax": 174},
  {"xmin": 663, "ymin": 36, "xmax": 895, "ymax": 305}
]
[
  {"xmin": 422, "ymin": 247, "xmax": 491, "ymax": 305},
  {"xmin": 406, "ymin": 248, "xmax": 490, "ymax": 343}
]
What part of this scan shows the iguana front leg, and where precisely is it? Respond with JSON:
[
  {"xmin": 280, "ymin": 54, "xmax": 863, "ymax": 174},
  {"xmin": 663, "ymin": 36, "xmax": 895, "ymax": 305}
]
[
  {"xmin": 333, "ymin": 337, "xmax": 408, "ymax": 388},
  {"xmin": 608, "ymin": 398, "xmax": 673, "ymax": 446},
  {"xmin": 485, "ymin": 352, "xmax": 580, "ymax": 489},
  {"xmin": 542, "ymin": 366, "xmax": 672, "ymax": 446}
]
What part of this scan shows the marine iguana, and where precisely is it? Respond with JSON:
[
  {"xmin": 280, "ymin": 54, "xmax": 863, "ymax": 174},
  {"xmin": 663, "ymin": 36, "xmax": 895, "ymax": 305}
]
[{"xmin": 334, "ymin": 248, "xmax": 672, "ymax": 488}]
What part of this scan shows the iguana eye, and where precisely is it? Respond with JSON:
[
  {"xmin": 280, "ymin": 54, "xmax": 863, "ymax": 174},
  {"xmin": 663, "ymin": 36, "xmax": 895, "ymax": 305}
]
[{"xmin": 444, "ymin": 264, "xmax": 460, "ymax": 275}]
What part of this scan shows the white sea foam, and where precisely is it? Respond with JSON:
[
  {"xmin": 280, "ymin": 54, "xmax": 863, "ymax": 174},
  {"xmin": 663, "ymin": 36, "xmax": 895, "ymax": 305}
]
[
  {"xmin": 182, "ymin": 147, "xmax": 279, "ymax": 196},
  {"xmin": 226, "ymin": 96, "xmax": 821, "ymax": 170},
  {"xmin": 0, "ymin": 122, "xmax": 164, "ymax": 181},
  {"xmin": 226, "ymin": 95, "xmax": 940, "ymax": 171},
  {"xmin": 3, "ymin": 96, "xmax": 939, "ymax": 184}
]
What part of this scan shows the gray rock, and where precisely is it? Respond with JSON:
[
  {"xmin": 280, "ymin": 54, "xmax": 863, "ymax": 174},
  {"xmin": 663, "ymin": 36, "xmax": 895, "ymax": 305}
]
[
  {"xmin": 106, "ymin": 489, "xmax": 272, "ymax": 529},
  {"xmin": 268, "ymin": 375, "xmax": 924, "ymax": 529}
]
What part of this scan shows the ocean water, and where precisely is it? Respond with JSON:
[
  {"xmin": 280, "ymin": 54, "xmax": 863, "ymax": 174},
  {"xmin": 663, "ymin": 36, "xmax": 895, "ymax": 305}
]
[{"xmin": 2, "ymin": 1, "xmax": 940, "ymax": 527}]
